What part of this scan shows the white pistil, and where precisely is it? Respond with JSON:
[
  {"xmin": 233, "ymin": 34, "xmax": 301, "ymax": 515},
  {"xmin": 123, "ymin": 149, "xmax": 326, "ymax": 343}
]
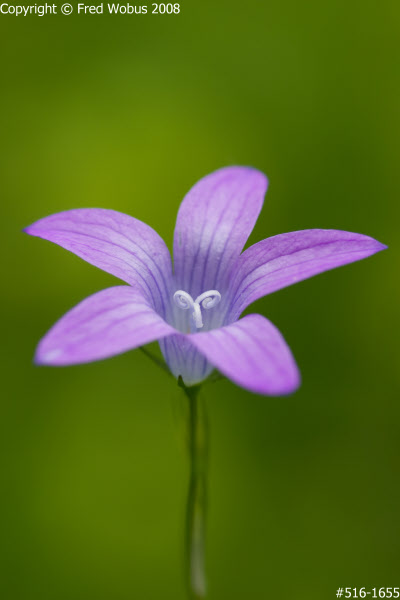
[{"xmin": 173, "ymin": 289, "xmax": 222, "ymax": 329}]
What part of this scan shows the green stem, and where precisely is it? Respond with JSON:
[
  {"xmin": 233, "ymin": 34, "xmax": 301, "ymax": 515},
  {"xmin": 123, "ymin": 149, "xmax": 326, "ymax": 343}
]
[
  {"xmin": 180, "ymin": 379, "xmax": 208, "ymax": 599},
  {"xmin": 139, "ymin": 346, "xmax": 171, "ymax": 376}
]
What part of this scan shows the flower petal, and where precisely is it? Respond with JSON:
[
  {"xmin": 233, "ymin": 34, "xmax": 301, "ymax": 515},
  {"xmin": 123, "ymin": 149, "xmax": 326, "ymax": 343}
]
[
  {"xmin": 187, "ymin": 314, "xmax": 300, "ymax": 395},
  {"xmin": 159, "ymin": 334, "xmax": 215, "ymax": 386},
  {"xmin": 25, "ymin": 209, "xmax": 173, "ymax": 318},
  {"xmin": 229, "ymin": 230, "xmax": 387, "ymax": 320},
  {"xmin": 173, "ymin": 167, "xmax": 268, "ymax": 298},
  {"xmin": 35, "ymin": 286, "xmax": 175, "ymax": 366}
]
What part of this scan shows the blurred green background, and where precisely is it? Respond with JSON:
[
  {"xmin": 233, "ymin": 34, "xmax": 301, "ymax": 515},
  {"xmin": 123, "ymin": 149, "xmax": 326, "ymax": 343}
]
[{"xmin": 1, "ymin": 1, "xmax": 399, "ymax": 598}]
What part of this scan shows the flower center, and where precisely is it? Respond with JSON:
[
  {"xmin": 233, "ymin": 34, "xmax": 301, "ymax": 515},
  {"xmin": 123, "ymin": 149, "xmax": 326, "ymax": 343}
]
[{"xmin": 173, "ymin": 289, "xmax": 222, "ymax": 329}]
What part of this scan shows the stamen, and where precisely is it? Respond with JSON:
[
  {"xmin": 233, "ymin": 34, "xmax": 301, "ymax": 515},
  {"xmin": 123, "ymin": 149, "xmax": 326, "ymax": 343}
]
[
  {"xmin": 173, "ymin": 290, "xmax": 193, "ymax": 310},
  {"xmin": 173, "ymin": 289, "xmax": 221, "ymax": 329},
  {"xmin": 195, "ymin": 290, "xmax": 221, "ymax": 310}
]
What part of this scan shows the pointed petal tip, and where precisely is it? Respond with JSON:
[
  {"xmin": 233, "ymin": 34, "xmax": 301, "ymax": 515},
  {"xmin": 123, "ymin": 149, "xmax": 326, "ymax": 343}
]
[
  {"xmin": 228, "ymin": 165, "xmax": 269, "ymax": 192},
  {"xmin": 34, "ymin": 347, "xmax": 64, "ymax": 366},
  {"xmin": 214, "ymin": 164, "xmax": 268, "ymax": 177},
  {"xmin": 33, "ymin": 354, "xmax": 47, "ymax": 367},
  {"xmin": 249, "ymin": 362, "xmax": 301, "ymax": 396},
  {"xmin": 364, "ymin": 238, "xmax": 388, "ymax": 256},
  {"xmin": 23, "ymin": 223, "xmax": 41, "ymax": 237},
  {"xmin": 272, "ymin": 373, "xmax": 301, "ymax": 397}
]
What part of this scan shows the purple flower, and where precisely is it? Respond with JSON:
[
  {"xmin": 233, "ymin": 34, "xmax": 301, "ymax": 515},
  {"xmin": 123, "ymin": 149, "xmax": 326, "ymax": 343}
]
[{"xmin": 25, "ymin": 167, "xmax": 386, "ymax": 395}]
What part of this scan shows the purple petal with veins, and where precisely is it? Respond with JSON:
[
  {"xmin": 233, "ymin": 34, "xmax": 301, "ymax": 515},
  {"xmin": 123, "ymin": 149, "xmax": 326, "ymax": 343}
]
[
  {"xmin": 35, "ymin": 286, "xmax": 175, "ymax": 366},
  {"xmin": 187, "ymin": 314, "xmax": 300, "ymax": 395},
  {"xmin": 228, "ymin": 229, "xmax": 387, "ymax": 321},
  {"xmin": 173, "ymin": 166, "xmax": 268, "ymax": 298},
  {"xmin": 25, "ymin": 208, "xmax": 173, "ymax": 319}
]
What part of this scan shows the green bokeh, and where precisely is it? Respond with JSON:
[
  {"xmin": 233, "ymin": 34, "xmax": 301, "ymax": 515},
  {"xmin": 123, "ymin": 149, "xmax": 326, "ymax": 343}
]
[{"xmin": 1, "ymin": 1, "xmax": 399, "ymax": 598}]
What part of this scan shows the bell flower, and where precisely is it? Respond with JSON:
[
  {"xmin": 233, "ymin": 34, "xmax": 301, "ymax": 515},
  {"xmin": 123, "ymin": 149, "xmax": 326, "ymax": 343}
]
[{"xmin": 25, "ymin": 167, "xmax": 386, "ymax": 395}]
